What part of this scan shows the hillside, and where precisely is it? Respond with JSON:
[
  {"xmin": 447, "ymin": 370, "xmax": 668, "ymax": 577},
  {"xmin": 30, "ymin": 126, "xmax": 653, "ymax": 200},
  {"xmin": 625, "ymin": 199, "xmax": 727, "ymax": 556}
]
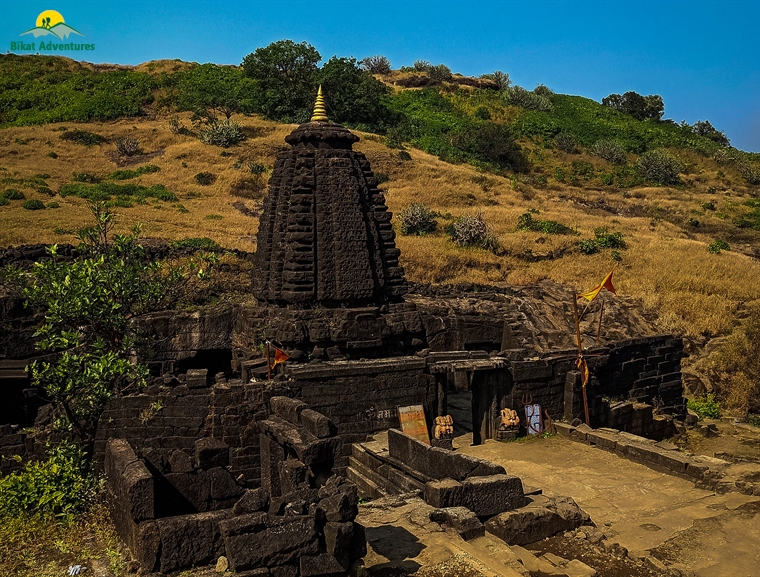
[{"xmin": 0, "ymin": 54, "xmax": 758, "ymax": 414}]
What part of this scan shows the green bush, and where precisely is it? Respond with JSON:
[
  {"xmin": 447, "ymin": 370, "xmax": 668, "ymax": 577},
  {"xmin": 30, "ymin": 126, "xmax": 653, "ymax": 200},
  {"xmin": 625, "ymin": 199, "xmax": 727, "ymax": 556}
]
[
  {"xmin": 59, "ymin": 182, "xmax": 177, "ymax": 202},
  {"xmin": 554, "ymin": 132, "xmax": 576, "ymax": 154},
  {"xmin": 59, "ymin": 129, "xmax": 105, "ymax": 146},
  {"xmin": 108, "ymin": 165, "xmax": 160, "ymax": 180},
  {"xmin": 73, "ymin": 171, "xmax": 100, "ymax": 183},
  {"xmin": 707, "ymin": 239, "xmax": 730, "ymax": 254},
  {"xmin": 413, "ymin": 60, "xmax": 431, "ymax": 72},
  {"xmin": 47, "ymin": 151, "xmax": 58, "ymax": 159},
  {"xmin": 199, "ymin": 119, "xmax": 245, "ymax": 147},
  {"xmin": 503, "ymin": 86, "xmax": 552, "ymax": 111},
  {"xmin": 473, "ymin": 106, "xmax": 491, "ymax": 120},
  {"xmin": 554, "ymin": 167, "xmax": 566, "ymax": 182},
  {"xmin": 448, "ymin": 213, "xmax": 499, "ymax": 251},
  {"xmin": 428, "ymin": 64, "xmax": 452, "ymax": 82},
  {"xmin": 399, "ymin": 203, "xmax": 437, "ymax": 235},
  {"xmin": 593, "ymin": 227, "xmax": 626, "ymax": 248},
  {"xmin": 359, "ymin": 55, "xmax": 392, "ymax": 74},
  {"xmin": 590, "ymin": 139, "xmax": 627, "ymax": 164},
  {"xmin": 738, "ymin": 162, "xmax": 760, "ymax": 185},
  {"xmin": 533, "ymin": 84, "xmax": 553, "ymax": 97},
  {"xmin": 517, "ymin": 211, "xmax": 574, "ymax": 235},
  {"xmin": 22, "ymin": 199, "xmax": 45, "ymax": 210},
  {"xmin": 578, "ymin": 239, "xmax": 599, "ymax": 254},
  {"xmin": 169, "ymin": 237, "xmax": 219, "ymax": 249},
  {"xmin": 194, "ymin": 172, "xmax": 216, "ymax": 185},
  {"xmin": 47, "ymin": 201, "xmax": 60, "ymax": 209},
  {"xmin": 687, "ymin": 393, "xmax": 721, "ymax": 420},
  {"xmin": 0, "ymin": 197, "xmax": 7, "ymax": 206},
  {"xmin": 0, "ymin": 441, "xmax": 96, "ymax": 521},
  {"xmin": 635, "ymin": 149, "xmax": 684, "ymax": 185},
  {"xmin": 2, "ymin": 189, "xmax": 25, "ymax": 200}
]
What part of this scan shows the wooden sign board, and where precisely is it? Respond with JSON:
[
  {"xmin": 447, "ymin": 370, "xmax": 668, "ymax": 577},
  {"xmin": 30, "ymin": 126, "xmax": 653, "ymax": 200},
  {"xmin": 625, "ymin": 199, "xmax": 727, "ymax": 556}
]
[{"xmin": 398, "ymin": 404, "xmax": 430, "ymax": 445}]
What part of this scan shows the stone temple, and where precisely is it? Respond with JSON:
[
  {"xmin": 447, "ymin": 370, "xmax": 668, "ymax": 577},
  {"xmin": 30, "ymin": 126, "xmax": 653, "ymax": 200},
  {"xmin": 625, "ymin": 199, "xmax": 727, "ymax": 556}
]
[
  {"xmin": 253, "ymin": 86, "xmax": 407, "ymax": 307},
  {"xmin": 0, "ymin": 88, "xmax": 694, "ymax": 575}
]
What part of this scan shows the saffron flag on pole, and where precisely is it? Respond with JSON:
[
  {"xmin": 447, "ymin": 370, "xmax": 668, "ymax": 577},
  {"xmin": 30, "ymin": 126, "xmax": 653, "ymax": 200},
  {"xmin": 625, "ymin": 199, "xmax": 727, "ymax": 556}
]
[
  {"xmin": 270, "ymin": 347, "xmax": 290, "ymax": 369},
  {"xmin": 578, "ymin": 267, "xmax": 617, "ymax": 302}
]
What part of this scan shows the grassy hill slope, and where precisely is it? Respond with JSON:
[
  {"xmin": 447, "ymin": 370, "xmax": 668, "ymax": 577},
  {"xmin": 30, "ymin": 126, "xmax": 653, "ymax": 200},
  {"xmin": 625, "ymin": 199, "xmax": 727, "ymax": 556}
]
[{"xmin": 0, "ymin": 55, "xmax": 758, "ymax": 413}]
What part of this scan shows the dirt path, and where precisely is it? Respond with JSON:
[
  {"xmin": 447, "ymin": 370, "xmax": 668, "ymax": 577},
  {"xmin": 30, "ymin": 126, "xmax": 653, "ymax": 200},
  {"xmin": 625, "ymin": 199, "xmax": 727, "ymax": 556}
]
[{"xmin": 457, "ymin": 434, "xmax": 760, "ymax": 577}]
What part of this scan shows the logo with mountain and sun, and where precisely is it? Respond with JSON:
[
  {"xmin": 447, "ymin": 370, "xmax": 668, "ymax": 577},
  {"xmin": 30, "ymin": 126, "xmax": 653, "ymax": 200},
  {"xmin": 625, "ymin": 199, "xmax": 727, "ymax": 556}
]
[
  {"xmin": 22, "ymin": 10, "xmax": 83, "ymax": 40},
  {"xmin": 11, "ymin": 10, "xmax": 94, "ymax": 51}
]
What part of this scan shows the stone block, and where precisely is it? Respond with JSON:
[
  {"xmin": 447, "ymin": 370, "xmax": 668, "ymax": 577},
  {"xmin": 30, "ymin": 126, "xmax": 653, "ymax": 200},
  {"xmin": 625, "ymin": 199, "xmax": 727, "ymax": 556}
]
[
  {"xmin": 195, "ymin": 437, "xmax": 229, "ymax": 469},
  {"xmin": 586, "ymin": 431, "xmax": 617, "ymax": 451},
  {"xmin": 155, "ymin": 510, "xmax": 231, "ymax": 574},
  {"xmin": 219, "ymin": 513, "xmax": 319, "ymax": 570},
  {"xmin": 260, "ymin": 434, "xmax": 285, "ymax": 497},
  {"xmin": 270, "ymin": 396, "xmax": 308, "ymax": 426},
  {"xmin": 485, "ymin": 495, "xmax": 591, "ymax": 546},
  {"xmin": 318, "ymin": 491, "xmax": 358, "ymax": 523},
  {"xmin": 186, "ymin": 368, "xmax": 208, "ymax": 388},
  {"xmin": 430, "ymin": 506, "xmax": 484, "ymax": 540},
  {"xmin": 168, "ymin": 449, "xmax": 194, "ymax": 473},
  {"xmin": 460, "ymin": 474, "xmax": 525, "ymax": 516},
  {"xmin": 300, "ymin": 553, "xmax": 349, "ymax": 576},
  {"xmin": 424, "ymin": 478, "xmax": 463, "ymax": 509},
  {"xmin": 164, "ymin": 470, "xmax": 210, "ymax": 512},
  {"xmin": 135, "ymin": 520, "xmax": 160, "ymax": 572},
  {"xmin": 122, "ymin": 461, "xmax": 155, "ymax": 522},
  {"xmin": 279, "ymin": 459, "xmax": 309, "ymax": 494},
  {"xmin": 324, "ymin": 521, "xmax": 354, "ymax": 557},
  {"xmin": 233, "ymin": 488, "xmax": 270, "ymax": 515},
  {"xmin": 300, "ymin": 408, "xmax": 335, "ymax": 438},
  {"xmin": 209, "ymin": 467, "xmax": 245, "ymax": 502},
  {"xmin": 554, "ymin": 422, "xmax": 576, "ymax": 438}
]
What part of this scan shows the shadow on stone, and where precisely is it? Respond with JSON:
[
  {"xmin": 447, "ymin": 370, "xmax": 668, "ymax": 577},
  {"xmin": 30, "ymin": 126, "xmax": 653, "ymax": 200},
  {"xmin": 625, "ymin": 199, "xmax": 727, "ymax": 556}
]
[{"xmin": 365, "ymin": 525, "xmax": 424, "ymax": 571}]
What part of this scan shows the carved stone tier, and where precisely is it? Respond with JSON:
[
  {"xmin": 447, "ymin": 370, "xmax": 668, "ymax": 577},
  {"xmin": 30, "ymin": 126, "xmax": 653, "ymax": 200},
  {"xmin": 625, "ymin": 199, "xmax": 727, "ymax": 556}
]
[{"xmin": 252, "ymin": 121, "xmax": 408, "ymax": 307}]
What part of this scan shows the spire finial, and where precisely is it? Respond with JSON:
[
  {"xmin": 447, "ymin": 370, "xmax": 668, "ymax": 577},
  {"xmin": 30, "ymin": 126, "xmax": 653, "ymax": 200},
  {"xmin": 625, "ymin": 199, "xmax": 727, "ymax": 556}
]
[{"xmin": 311, "ymin": 85, "xmax": 329, "ymax": 122}]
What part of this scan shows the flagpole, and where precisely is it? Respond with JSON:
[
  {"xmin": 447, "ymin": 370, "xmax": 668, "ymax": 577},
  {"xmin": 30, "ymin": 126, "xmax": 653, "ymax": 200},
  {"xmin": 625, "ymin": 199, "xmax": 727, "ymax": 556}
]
[
  {"xmin": 266, "ymin": 341, "xmax": 271, "ymax": 382},
  {"xmin": 573, "ymin": 297, "xmax": 591, "ymax": 426},
  {"xmin": 596, "ymin": 296, "xmax": 605, "ymax": 345}
]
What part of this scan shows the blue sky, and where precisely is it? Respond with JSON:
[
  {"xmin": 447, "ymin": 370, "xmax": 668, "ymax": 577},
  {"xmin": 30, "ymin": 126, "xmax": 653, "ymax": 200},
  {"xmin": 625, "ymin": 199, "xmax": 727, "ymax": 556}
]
[{"xmin": 1, "ymin": 0, "xmax": 759, "ymax": 151}]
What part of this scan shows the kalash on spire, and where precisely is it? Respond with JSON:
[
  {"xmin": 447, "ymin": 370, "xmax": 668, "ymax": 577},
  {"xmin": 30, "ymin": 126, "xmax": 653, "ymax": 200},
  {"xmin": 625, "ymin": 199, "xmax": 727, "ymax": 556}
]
[{"xmin": 310, "ymin": 85, "xmax": 329, "ymax": 122}]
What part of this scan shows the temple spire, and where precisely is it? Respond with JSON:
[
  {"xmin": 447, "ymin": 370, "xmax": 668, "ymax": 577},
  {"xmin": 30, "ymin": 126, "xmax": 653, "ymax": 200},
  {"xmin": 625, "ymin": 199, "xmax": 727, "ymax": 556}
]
[{"xmin": 310, "ymin": 85, "xmax": 329, "ymax": 122}]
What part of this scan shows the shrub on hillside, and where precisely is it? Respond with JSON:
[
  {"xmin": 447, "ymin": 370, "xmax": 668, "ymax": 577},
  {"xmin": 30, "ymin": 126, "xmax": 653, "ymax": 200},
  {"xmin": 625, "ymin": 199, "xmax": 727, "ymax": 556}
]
[
  {"xmin": 73, "ymin": 172, "xmax": 100, "ymax": 183},
  {"xmin": 502, "ymin": 86, "xmax": 552, "ymax": 111},
  {"xmin": 687, "ymin": 394, "xmax": 721, "ymax": 420},
  {"xmin": 428, "ymin": 64, "xmax": 452, "ymax": 82},
  {"xmin": 474, "ymin": 106, "xmax": 491, "ymax": 120},
  {"xmin": 413, "ymin": 60, "xmax": 431, "ymax": 72},
  {"xmin": 590, "ymin": 139, "xmax": 627, "ymax": 165},
  {"xmin": 448, "ymin": 213, "xmax": 499, "ymax": 251},
  {"xmin": 22, "ymin": 199, "xmax": 46, "ymax": 210},
  {"xmin": 480, "ymin": 71, "xmax": 511, "ymax": 90},
  {"xmin": 635, "ymin": 149, "xmax": 684, "ymax": 185},
  {"xmin": 194, "ymin": 172, "xmax": 216, "ymax": 186},
  {"xmin": 59, "ymin": 129, "xmax": 105, "ymax": 146},
  {"xmin": 199, "ymin": 119, "xmax": 245, "ymax": 148},
  {"xmin": 359, "ymin": 55, "xmax": 392, "ymax": 74},
  {"xmin": 554, "ymin": 132, "xmax": 576, "ymax": 154},
  {"xmin": 2, "ymin": 189, "xmax": 25, "ymax": 200},
  {"xmin": 399, "ymin": 203, "xmax": 437, "ymax": 235},
  {"xmin": 517, "ymin": 211, "xmax": 574, "ymax": 235},
  {"xmin": 115, "ymin": 137, "xmax": 140, "ymax": 157},
  {"xmin": 533, "ymin": 84, "xmax": 553, "ymax": 97},
  {"xmin": 738, "ymin": 162, "xmax": 760, "ymax": 185}
]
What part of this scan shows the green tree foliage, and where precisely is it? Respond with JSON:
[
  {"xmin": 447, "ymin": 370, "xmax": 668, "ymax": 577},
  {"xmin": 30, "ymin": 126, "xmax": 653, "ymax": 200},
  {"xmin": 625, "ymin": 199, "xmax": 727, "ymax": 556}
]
[
  {"xmin": 1, "ymin": 203, "xmax": 215, "ymax": 447},
  {"xmin": 480, "ymin": 71, "xmax": 511, "ymax": 90},
  {"xmin": 359, "ymin": 55, "xmax": 392, "ymax": 74},
  {"xmin": 691, "ymin": 120, "xmax": 730, "ymax": 146},
  {"xmin": 173, "ymin": 64, "xmax": 255, "ymax": 121},
  {"xmin": 602, "ymin": 91, "xmax": 664, "ymax": 121},
  {"xmin": 241, "ymin": 39, "xmax": 321, "ymax": 121},
  {"xmin": 316, "ymin": 57, "xmax": 394, "ymax": 130}
]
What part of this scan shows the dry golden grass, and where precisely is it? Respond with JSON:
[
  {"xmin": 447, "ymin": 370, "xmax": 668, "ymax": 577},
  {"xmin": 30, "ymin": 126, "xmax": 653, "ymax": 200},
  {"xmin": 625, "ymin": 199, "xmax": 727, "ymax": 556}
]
[{"xmin": 1, "ymin": 112, "xmax": 758, "ymax": 353}]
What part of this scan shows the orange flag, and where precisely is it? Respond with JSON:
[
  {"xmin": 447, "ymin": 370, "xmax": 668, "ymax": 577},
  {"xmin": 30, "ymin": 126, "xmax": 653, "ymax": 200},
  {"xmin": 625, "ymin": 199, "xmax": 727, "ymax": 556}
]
[
  {"xmin": 576, "ymin": 356, "xmax": 590, "ymax": 386},
  {"xmin": 578, "ymin": 267, "xmax": 617, "ymax": 302},
  {"xmin": 270, "ymin": 347, "xmax": 290, "ymax": 369}
]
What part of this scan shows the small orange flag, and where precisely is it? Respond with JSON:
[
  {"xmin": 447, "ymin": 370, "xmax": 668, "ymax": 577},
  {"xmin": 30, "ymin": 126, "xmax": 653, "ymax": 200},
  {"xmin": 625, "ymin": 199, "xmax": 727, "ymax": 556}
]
[
  {"xmin": 270, "ymin": 347, "xmax": 290, "ymax": 369},
  {"xmin": 578, "ymin": 267, "xmax": 617, "ymax": 302},
  {"xmin": 576, "ymin": 356, "xmax": 590, "ymax": 386}
]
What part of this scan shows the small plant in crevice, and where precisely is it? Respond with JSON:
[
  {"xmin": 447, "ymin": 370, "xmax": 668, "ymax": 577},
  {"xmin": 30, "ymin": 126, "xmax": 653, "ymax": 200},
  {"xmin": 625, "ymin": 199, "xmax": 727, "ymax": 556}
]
[
  {"xmin": 399, "ymin": 203, "xmax": 437, "ymax": 236},
  {"xmin": 687, "ymin": 393, "xmax": 721, "ymax": 420}
]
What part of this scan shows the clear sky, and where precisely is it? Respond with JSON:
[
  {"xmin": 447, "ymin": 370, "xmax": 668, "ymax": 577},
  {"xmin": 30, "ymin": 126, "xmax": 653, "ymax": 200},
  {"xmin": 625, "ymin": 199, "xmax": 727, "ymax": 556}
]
[{"xmin": 1, "ymin": 0, "xmax": 759, "ymax": 151}]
